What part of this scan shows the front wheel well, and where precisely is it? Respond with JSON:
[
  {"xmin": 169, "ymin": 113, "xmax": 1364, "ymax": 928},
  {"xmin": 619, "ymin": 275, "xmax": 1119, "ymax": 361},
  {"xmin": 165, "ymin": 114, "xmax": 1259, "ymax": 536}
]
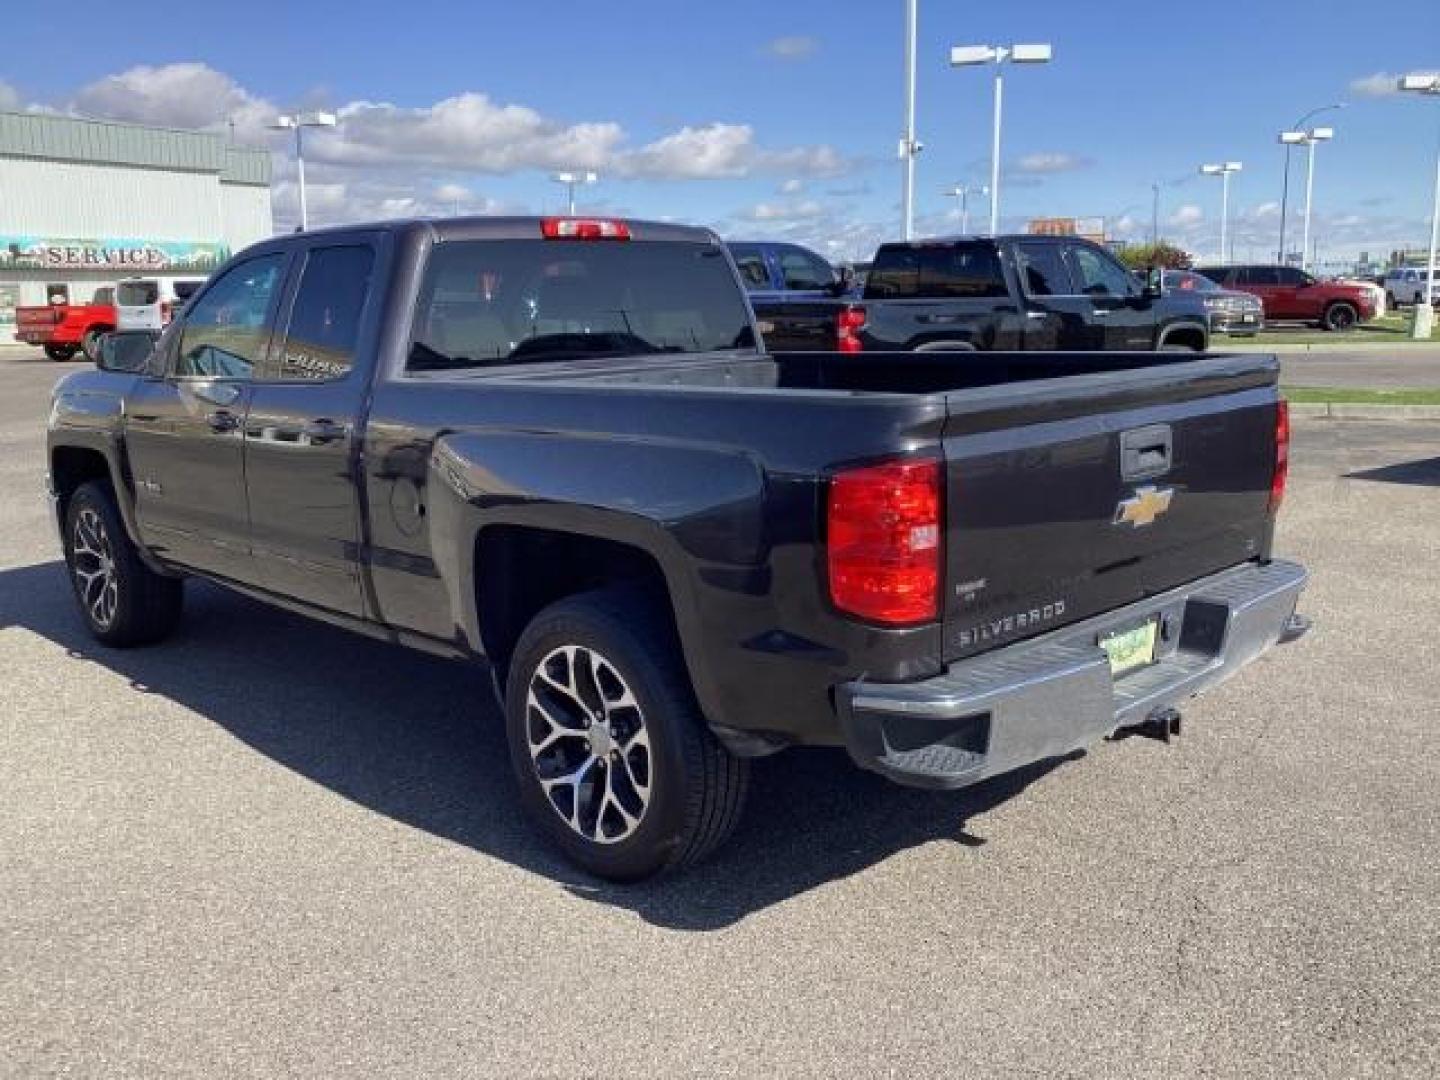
[
  {"xmin": 1159, "ymin": 325, "xmax": 1207, "ymax": 352},
  {"xmin": 50, "ymin": 447, "xmax": 114, "ymax": 519},
  {"xmin": 475, "ymin": 526, "xmax": 676, "ymax": 683}
]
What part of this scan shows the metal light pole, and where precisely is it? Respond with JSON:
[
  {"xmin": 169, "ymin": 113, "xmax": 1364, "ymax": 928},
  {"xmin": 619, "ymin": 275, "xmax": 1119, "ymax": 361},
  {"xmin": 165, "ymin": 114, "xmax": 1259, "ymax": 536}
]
[
  {"xmin": 900, "ymin": 0, "xmax": 920, "ymax": 239},
  {"xmin": 943, "ymin": 183, "xmax": 987, "ymax": 233},
  {"xmin": 1151, "ymin": 182, "xmax": 1160, "ymax": 247},
  {"xmin": 950, "ymin": 43, "xmax": 1053, "ymax": 237},
  {"xmin": 270, "ymin": 112, "xmax": 338, "ymax": 232},
  {"xmin": 1289, "ymin": 127, "xmax": 1333, "ymax": 272},
  {"xmin": 1201, "ymin": 162, "xmax": 1242, "ymax": 265},
  {"xmin": 551, "ymin": 171, "xmax": 598, "ymax": 215},
  {"xmin": 1278, "ymin": 104, "xmax": 1343, "ymax": 264},
  {"xmin": 1400, "ymin": 73, "xmax": 1440, "ymax": 338}
]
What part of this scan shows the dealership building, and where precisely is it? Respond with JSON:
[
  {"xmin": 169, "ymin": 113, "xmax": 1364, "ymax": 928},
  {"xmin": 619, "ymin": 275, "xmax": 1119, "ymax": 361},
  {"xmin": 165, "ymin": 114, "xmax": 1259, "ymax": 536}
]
[{"xmin": 0, "ymin": 110, "xmax": 273, "ymax": 329}]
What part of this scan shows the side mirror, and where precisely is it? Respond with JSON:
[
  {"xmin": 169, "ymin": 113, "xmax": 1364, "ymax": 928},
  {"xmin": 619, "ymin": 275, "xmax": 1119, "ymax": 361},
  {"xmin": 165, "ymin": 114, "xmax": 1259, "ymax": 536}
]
[
  {"xmin": 1141, "ymin": 266, "xmax": 1165, "ymax": 298},
  {"xmin": 95, "ymin": 331, "xmax": 158, "ymax": 374}
]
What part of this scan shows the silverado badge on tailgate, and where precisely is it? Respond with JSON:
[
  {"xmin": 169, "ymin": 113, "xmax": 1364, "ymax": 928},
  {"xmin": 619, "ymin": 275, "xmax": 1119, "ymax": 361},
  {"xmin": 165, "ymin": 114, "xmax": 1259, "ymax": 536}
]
[{"xmin": 1113, "ymin": 485, "xmax": 1174, "ymax": 528}]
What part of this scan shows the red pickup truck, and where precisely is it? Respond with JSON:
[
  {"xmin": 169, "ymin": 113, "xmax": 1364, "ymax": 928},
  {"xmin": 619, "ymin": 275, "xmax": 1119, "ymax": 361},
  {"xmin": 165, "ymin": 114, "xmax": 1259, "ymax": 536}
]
[
  {"xmin": 1195, "ymin": 265, "xmax": 1376, "ymax": 331},
  {"xmin": 14, "ymin": 288, "xmax": 117, "ymax": 361}
]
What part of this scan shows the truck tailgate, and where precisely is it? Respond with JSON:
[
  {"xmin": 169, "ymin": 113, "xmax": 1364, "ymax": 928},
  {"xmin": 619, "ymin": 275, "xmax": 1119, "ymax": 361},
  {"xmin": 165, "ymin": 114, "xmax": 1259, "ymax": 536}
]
[{"xmin": 940, "ymin": 356, "xmax": 1281, "ymax": 661}]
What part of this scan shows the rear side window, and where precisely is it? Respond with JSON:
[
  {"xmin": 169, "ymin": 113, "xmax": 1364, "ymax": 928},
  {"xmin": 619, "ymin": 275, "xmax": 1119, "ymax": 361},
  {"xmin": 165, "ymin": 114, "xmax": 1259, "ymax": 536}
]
[
  {"xmin": 1240, "ymin": 267, "xmax": 1280, "ymax": 286},
  {"xmin": 118, "ymin": 281, "xmax": 160, "ymax": 306},
  {"xmin": 270, "ymin": 245, "xmax": 375, "ymax": 382},
  {"xmin": 865, "ymin": 244, "xmax": 1008, "ymax": 299},
  {"xmin": 1015, "ymin": 242, "xmax": 1074, "ymax": 295},
  {"xmin": 175, "ymin": 253, "xmax": 285, "ymax": 380},
  {"xmin": 407, "ymin": 240, "xmax": 756, "ymax": 371}
]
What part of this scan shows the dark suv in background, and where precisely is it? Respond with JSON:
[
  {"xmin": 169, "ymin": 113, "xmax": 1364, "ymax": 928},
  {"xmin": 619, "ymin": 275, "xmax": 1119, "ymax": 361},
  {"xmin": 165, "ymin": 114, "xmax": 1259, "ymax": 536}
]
[{"xmin": 1195, "ymin": 265, "xmax": 1377, "ymax": 331}]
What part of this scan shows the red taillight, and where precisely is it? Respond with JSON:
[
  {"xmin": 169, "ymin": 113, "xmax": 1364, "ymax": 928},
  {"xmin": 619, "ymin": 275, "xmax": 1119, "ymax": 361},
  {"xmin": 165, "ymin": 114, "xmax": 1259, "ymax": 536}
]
[
  {"xmin": 827, "ymin": 458, "xmax": 942, "ymax": 625},
  {"xmin": 1270, "ymin": 399, "xmax": 1289, "ymax": 513},
  {"xmin": 836, "ymin": 306, "xmax": 866, "ymax": 353},
  {"xmin": 540, "ymin": 217, "xmax": 631, "ymax": 240},
  {"xmin": 160, "ymin": 301, "xmax": 172, "ymax": 323}
]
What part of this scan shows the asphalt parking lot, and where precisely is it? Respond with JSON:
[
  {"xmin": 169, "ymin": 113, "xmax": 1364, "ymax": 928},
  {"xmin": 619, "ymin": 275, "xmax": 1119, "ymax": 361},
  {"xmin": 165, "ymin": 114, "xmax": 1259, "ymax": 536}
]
[{"xmin": 2, "ymin": 345, "xmax": 1437, "ymax": 1078}]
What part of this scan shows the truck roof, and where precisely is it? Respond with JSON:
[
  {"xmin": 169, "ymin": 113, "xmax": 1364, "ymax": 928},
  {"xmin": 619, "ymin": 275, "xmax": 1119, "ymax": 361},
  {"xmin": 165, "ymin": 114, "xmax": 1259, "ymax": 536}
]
[
  {"xmin": 876, "ymin": 234, "xmax": 1078, "ymax": 249},
  {"xmin": 277, "ymin": 215, "xmax": 720, "ymax": 246}
]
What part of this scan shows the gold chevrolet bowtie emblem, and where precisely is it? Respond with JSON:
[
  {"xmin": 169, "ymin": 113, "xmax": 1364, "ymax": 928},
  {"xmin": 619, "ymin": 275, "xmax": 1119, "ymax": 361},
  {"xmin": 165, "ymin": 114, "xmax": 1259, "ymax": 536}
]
[{"xmin": 1114, "ymin": 485, "xmax": 1174, "ymax": 528}]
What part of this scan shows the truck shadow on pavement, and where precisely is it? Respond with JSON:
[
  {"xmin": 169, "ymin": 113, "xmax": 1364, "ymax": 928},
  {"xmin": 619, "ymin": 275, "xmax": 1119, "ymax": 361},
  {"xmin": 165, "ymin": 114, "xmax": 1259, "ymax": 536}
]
[
  {"xmin": 2, "ymin": 560, "xmax": 1072, "ymax": 931},
  {"xmin": 1345, "ymin": 457, "xmax": 1440, "ymax": 488}
]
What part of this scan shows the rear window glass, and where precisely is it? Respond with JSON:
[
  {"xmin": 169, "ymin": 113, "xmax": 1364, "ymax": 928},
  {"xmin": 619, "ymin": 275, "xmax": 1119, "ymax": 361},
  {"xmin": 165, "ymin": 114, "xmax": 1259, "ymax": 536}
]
[
  {"xmin": 271, "ymin": 245, "xmax": 374, "ymax": 381},
  {"xmin": 1016, "ymin": 243, "xmax": 1073, "ymax": 296},
  {"xmin": 864, "ymin": 244, "xmax": 1008, "ymax": 299},
  {"xmin": 408, "ymin": 240, "xmax": 756, "ymax": 371},
  {"xmin": 118, "ymin": 281, "xmax": 160, "ymax": 306}
]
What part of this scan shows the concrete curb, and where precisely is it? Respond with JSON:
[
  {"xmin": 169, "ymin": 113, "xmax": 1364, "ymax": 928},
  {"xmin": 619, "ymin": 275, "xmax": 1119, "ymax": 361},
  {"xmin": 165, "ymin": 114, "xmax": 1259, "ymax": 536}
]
[
  {"xmin": 1289, "ymin": 402, "xmax": 1440, "ymax": 420},
  {"xmin": 1222, "ymin": 341, "xmax": 1440, "ymax": 354}
]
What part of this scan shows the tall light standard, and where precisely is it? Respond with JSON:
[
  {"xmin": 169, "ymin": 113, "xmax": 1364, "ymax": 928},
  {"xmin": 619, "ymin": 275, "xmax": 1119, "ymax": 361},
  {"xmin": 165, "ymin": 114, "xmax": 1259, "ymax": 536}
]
[
  {"xmin": 1200, "ymin": 162, "xmax": 1242, "ymax": 264},
  {"xmin": 949, "ymin": 42, "xmax": 1053, "ymax": 236},
  {"xmin": 1278, "ymin": 104, "xmax": 1344, "ymax": 264},
  {"xmin": 1279, "ymin": 126, "xmax": 1334, "ymax": 271},
  {"xmin": 551, "ymin": 171, "xmax": 598, "ymax": 215},
  {"xmin": 270, "ymin": 111, "xmax": 337, "ymax": 232},
  {"xmin": 900, "ymin": 0, "xmax": 922, "ymax": 239},
  {"xmin": 942, "ymin": 183, "xmax": 988, "ymax": 233},
  {"xmin": 1151, "ymin": 181, "xmax": 1161, "ymax": 247},
  {"xmin": 1399, "ymin": 72, "xmax": 1440, "ymax": 339}
]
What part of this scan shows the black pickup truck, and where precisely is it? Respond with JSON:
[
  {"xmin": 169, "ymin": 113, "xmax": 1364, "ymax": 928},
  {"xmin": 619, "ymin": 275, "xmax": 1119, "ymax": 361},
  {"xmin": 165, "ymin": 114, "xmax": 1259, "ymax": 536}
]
[{"xmin": 48, "ymin": 216, "xmax": 1308, "ymax": 881}]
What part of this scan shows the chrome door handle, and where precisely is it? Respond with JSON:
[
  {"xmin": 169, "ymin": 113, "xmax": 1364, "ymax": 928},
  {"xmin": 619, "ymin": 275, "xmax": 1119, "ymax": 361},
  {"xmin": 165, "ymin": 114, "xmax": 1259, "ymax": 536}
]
[
  {"xmin": 206, "ymin": 409, "xmax": 240, "ymax": 433},
  {"xmin": 1025, "ymin": 310, "xmax": 1048, "ymax": 319},
  {"xmin": 300, "ymin": 419, "xmax": 350, "ymax": 444},
  {"xmin": 1092, "ymin": 308, "xmax": 1111, "ymax": 317}
]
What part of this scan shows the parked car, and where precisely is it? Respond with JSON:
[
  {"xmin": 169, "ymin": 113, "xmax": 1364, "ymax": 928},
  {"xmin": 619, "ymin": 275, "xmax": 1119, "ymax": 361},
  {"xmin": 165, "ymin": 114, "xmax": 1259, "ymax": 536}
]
[
  {"xmin": 49, "ymin": 215, "xmax": 1308, "ymax": 880},
  {"xmin": 726, "ymin": 241, "xmax": 854, "ymax": 351},
  {"xmin": 1383, "ymin": 266, "xmax": 1438, "ymax": 308},
  {"xmin": 14, "ymin": 287, "xmax": 116, "ymax": 361},
  {"xmin": 854, "ymin": 235, "xmax": 1211, "ymax": 352},
  {"xmin": 1195, "ymin": 265, "xmax": 1376, "ymax": 331},
  {"xmin": 1162, "ymin": 269, "xmax": 1264, "ymax": 336},
  {"xmin": 115, "ymin": 277, "xmax": 208, "ymax": 331}
]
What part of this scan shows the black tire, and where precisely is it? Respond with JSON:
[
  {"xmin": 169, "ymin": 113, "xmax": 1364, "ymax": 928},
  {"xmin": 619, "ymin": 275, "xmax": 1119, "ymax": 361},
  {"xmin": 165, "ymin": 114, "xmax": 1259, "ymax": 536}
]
[
  {"xmin": 503, "ymin": 588, "xmax": 749, "ymax": 881},
  {"xmin": 1160, "ymin": 342, "xmax": 1201, "ymax": 353},
  {"xmin": 81, "ymin": 327, "xmax": 106, "ymax": 362},
  {"xmin": 1386, "ymin": 291, "xmax": 1397, "ymax": 309},
  {"xmin": 1322, "ymin": 302, "xmax": 1357, "ymax": 332},
  {"xmin": 44, "ymin": 344, "xmax": 77, "ymax": 362},
  {"xmin": 63, "ymin": 481, "xmax": 183, "ymax": 647}
]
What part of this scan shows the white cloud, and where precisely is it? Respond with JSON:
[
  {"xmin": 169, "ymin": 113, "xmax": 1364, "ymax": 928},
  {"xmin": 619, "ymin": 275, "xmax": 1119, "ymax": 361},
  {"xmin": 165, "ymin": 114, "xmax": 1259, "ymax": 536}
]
[
  {"xmin": 1349, "ymin": 72, "xmax": 1400, "ymax": 98},
  {"xmin": 1169, "ymin": 204, "xmax": 1204, "ymax": 226},
  {"xmin": 1251, "ymin": 201, "xmax": 1281, "ymax": 221},
  {"xmin": 0, "ymin": 81, "xmax": 20, "ymax": 111},
  {"xmin": 779, "ymin": 178, "xmax": 804, "ymax": 194},
  {"xmin": 764, "ymin": 36, "xmax": 818, "ymax": 60},
  {"xmin": 73, "ymin": 63, "xmax": 272, "ymax": 136},
  {"xmin": 738, "ymin": 199, "xmax": 826, "ymax": 222},
  {"xmin": 1013, "ymin": 152, "xmax": 1092, "ymax": 174},
  {"xmin": 616, "ymin": 123, "xmax": 846, "ymax": 179}
]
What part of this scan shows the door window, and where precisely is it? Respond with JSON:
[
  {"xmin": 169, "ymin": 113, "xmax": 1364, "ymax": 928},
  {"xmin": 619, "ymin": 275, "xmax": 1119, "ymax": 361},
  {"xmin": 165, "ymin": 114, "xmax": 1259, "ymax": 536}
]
[
  {"xmin": 175, "ymin": 254, "xmax": 285, "ymax": 379},
  {"xmin": 1275, "ymin": 267, "xmax": 1309, "ymax": 287},
  {"xmin": 727, "ymin": 246, "xmax": 772, "ymax": 291},
  {"xmin": 1066, "ymin": 245, "xmax": 1135, "ymax": 297},
  {"xmin": 1015, "ymin": 242, "xmax": 1074, "ymax": 296},
  {"xmin": 269, "ymin": 245, "xmax": 375, "ymax": 382},
  {"xmin": 865, "ymin": 243, "xmax": 1008, "ymax": 299},
  {"xmin": 1241, "ymin": 267, "xmax": 1281, "ymax": 286},
  {"xmin": 776, "ymin": 248, "xmax": 835, "ymax": 291}
]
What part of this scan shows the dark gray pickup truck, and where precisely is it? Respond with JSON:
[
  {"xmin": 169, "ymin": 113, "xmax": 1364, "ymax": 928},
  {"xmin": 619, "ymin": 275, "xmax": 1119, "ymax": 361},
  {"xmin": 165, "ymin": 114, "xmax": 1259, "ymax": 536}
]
[{"xmin": 48, "ymin": 216, "xmax": 1309, "ymax": 880}]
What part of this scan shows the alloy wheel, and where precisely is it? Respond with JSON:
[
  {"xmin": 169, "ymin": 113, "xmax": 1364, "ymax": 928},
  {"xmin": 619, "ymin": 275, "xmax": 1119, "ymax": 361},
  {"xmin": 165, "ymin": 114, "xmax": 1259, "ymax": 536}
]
[
  {"xmin": 71, "ymin": 507, "xmax": 119, "ymax": 629},
  {"xmin": 525, "ymin": 644, "xmax": 652, "ymax": 844}
]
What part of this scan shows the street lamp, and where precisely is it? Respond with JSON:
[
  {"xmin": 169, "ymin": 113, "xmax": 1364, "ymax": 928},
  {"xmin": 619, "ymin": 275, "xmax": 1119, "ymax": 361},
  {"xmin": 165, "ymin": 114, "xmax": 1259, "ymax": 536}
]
[
  {"xmin": 949, "ymin": 42, "xmax": 1053, "ymax": 236},
  {"xmin": 1200, "ymin": 161, "xmax": 1242, "ymax": 264},
  {"xmin": 270, "ymin": 111, "xmax": 337, "ymax": 232},
  {"xmin": 942, "ymin": 183, "xmax": 988, "ymax": 234},
  {"xmin": 550, "ymin": 171, "xmax": 598, "ymax": 216},
  {"xmin": 1279, "ymin": 126, "xmax": 1334, "ymax": 272},
  {"xmin": 1277, "ymin": 104, "xmax": 1344, "ymax": 265},
  {"xmin": 1399, "ymin": 72, "xmax": 1440, "ymax": 339},
  {"xmin": 900, "ymin": 0, "xmax": 922, "ymax": 240}
]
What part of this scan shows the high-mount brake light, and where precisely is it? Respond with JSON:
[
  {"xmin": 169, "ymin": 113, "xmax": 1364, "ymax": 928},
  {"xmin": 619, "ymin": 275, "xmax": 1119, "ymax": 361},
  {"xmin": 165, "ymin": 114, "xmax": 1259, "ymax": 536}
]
[
  {"xmin": 540, "ymin": 218, "xmax": 632, "ymax": 240},
  {"xmin": 827, "ymin": 457, "xmax": 942, "ymax": 625},
  {"xmin": 836, "ymin": 306, "xmax": 867, "ymax": 354},
  {"xmin": 1270, "ymin": 399, "xmax": 1290, "ymax": 513}
]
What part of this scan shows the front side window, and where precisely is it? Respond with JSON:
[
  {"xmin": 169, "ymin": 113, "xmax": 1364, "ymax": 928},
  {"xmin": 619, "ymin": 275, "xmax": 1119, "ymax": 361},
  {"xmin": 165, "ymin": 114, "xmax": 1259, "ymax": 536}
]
[
  {"xmin": 270, "ymin": 245, "xmax": 375, "ymax": 382},
  {"xmin": 175, "ymin": 253, "xmax": 285, "ymax": 379},
  {"xmin": 1016, "ymin": 242, "xmax": 1074, "ymax": 296},
  {"xmin": 727, "ymin": 245, "xmax": 772, "ymax": 291},
  {"xmin": 1242, "ymin": 267, "xmax": 1281, "ymax": 286},
  {"xmin": 1276, "ymin": 267, "xmax": 1310, "ymax": 287},
  {"xmin": 1066, "ymin": 245, "xmax": 1135, "ymax": 297},
  {"xmin": 408, "ymin": 240, "xmax": 756, "ymax": 371},
  {"xmin": 777, "ymin": 247, "xmax": 835, "ymax": 291}
]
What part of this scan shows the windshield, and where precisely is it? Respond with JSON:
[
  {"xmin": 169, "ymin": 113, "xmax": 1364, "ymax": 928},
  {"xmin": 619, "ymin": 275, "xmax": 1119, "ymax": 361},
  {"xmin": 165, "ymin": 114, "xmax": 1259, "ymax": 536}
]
[{"xmin": 408, "ymin": 240, "xmax": 756, "ymax": 371}]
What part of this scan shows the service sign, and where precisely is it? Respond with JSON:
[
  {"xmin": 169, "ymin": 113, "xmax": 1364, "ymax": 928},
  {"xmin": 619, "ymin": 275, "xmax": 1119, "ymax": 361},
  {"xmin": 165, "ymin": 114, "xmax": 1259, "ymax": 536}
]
[{"xmin": 0, "ymin": 236, "xmax": 229, "ymax": 272}]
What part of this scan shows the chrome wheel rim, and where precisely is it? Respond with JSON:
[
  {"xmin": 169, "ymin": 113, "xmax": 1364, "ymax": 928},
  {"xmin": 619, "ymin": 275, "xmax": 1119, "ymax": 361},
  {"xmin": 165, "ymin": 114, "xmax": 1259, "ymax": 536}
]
[
  {"xmin": 526, "ymin": 644, "xmax": 652, "ymax": 845},
  {"xmin": 71, "ymin": 508, "xmax": 118, "ymax": 629}
]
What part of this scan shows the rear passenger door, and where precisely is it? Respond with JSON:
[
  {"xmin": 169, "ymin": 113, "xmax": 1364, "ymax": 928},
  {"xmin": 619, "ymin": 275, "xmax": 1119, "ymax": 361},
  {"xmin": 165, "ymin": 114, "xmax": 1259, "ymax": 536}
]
[
  {"xmin": 243, "ymin": 236, "xmax": 384, "ymax": 615},
  {"xmin": 1013, "ymin": 240, "xmax": 1092, "ymax": 349}
]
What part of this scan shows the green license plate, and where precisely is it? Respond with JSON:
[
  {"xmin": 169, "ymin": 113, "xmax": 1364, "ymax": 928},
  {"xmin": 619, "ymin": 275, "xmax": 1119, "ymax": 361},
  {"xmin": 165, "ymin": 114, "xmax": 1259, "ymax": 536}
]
[{"xmin": 1100, "ymin": 620, "xmax": 1158, "ymax": 676}]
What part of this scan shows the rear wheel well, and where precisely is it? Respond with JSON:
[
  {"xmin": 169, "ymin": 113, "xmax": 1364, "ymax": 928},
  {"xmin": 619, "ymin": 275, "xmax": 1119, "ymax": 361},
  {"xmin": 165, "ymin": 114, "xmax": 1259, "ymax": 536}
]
[
  {"xmin": 1159, "ymin": 325, "xmax": 1206, "ymax": 352},
  {"xmin": 51, "ymin": 447, "xmax": 113, "ymax": 519},
  {"xmin": 476, "ymin": 526, "xmax": 675, "ymax": 682}
]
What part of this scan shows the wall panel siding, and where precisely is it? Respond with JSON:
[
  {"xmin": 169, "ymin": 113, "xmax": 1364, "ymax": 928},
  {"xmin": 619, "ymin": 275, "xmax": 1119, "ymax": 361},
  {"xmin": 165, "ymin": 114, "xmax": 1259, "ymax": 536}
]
[{"xmin": 0, "ymin": 158, "xmax": 222, "ymax": 240}]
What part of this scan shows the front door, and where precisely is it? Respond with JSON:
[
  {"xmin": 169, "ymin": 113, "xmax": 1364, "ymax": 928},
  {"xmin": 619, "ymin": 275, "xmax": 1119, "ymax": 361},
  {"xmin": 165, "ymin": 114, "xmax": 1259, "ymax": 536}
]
[
  {"xmin": 243, "ymin": 240, "xmax": 380, "ymax": 616},
  {"xmin": 1064, "ymin": 242, "xmax": 1157, "ymax": 350},
  {"xmin": 123, "ymin": 251, "xmax": 289, "ymax": 579},
  {"xmin": 1013, "ymin": 240, "xmax": 1092, "ymax": 349}
]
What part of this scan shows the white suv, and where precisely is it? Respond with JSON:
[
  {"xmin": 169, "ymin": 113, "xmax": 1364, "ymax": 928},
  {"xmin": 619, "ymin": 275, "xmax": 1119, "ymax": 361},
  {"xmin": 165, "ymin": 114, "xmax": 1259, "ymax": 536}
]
[{"xmin": 1384, "ymin": 267, "xmax": 1437, "ymax": 307}]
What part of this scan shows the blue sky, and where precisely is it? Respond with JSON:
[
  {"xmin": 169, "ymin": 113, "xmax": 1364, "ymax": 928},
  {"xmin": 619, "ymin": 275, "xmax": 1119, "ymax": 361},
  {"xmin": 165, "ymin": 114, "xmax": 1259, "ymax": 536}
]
[{"xmin": 3, "ymin": 0, "xmax": 1438, "ymax": 264}]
